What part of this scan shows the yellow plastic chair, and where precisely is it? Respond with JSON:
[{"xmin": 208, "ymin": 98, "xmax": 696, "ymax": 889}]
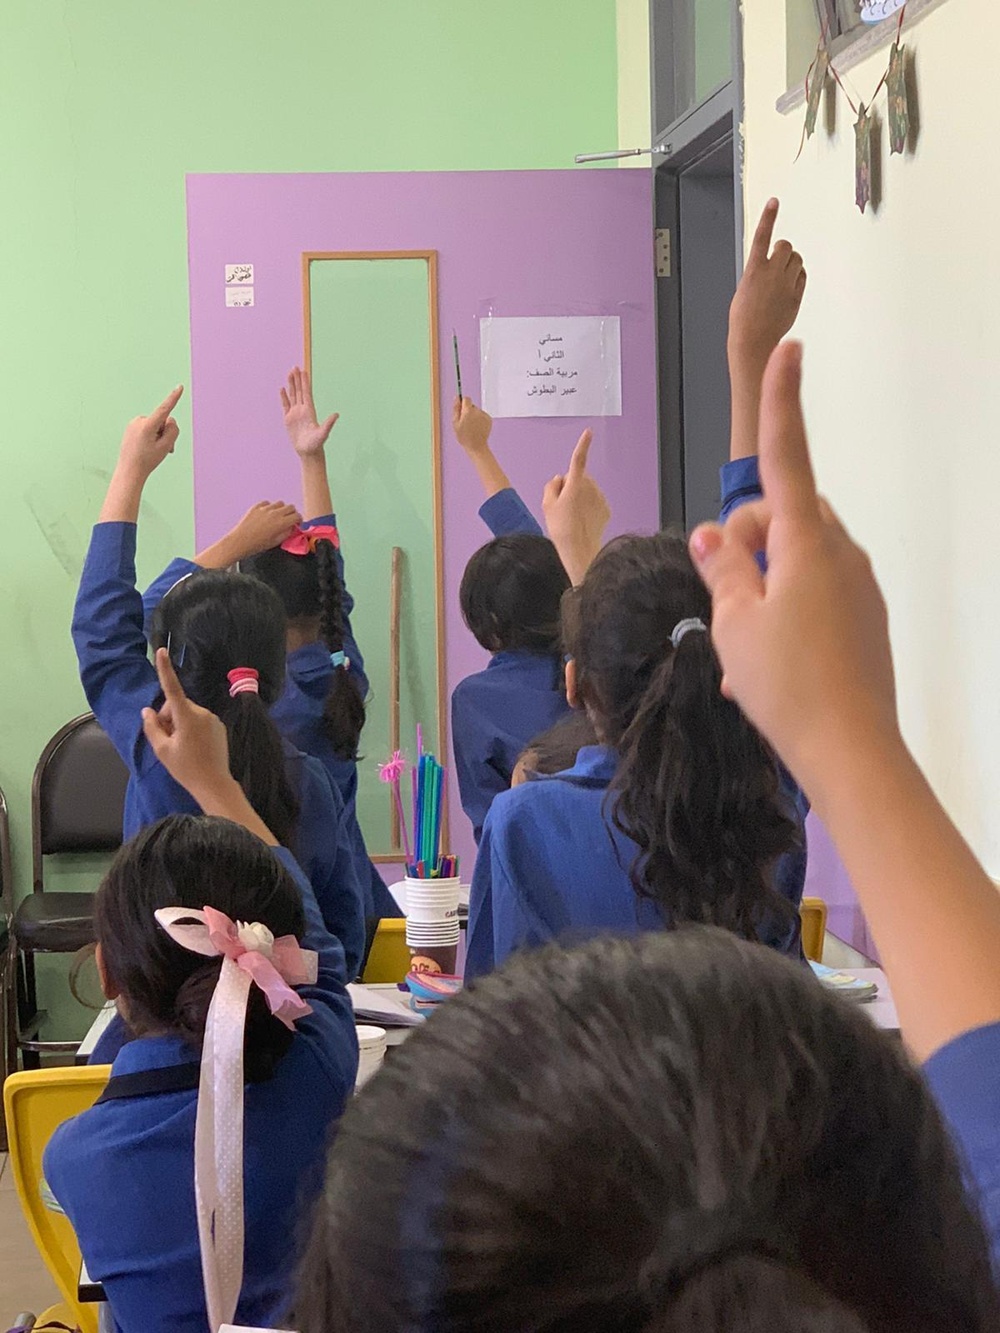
[
  {"xmin": 800, "ymin": 897, "xmax": 828, "ymax": 964},
  {"xmin": 4, "ymin": 1065, "xmax": 111, "ymax": 1333},
  {"xmin": 362, "ymin": 918, "xmax": 410, "ymax": 984}
]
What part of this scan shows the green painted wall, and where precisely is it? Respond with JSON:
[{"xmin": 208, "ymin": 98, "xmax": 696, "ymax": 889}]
[
  {"xmin": 0, "ymin": 1, "xmax": 619, "ymax": 1038},
  {"xmin": 309, "ymin": 258, "xmax": 439, "ymax": 855}
]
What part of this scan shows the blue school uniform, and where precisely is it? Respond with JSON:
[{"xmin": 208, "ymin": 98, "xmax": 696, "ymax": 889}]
[
  {"xmin": 452, "ymin": 489, "xmax": 570, "ymax": 843},
  {"xmin": 73, "ymin": 522, "xmax": 366, "ymax": 979},
  {"xmin": 141, "ymin": 517, "xmax": 402, "ymax": 928},
  {"xmin": 924, "ymin": 1022, "xmax": 1000, "ymax": 1268},
  {"xmin": 465, "ymin": 745, "xmax": 806, "ymax": 980},
  {"xmin": 465, "ymin": 462, "xmax": 809, "ymax": 980},
  {"xmin": 45, "ymin": 846, "xmax": 358, "ymax": 1333}
]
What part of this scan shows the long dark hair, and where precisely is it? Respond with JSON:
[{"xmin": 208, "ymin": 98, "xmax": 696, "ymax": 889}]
[
  {"xmin": 243, "ymin": 542, "xmax": 366, "ymax": 761},
  {"xmin": 460, "ymin": 534, "xmax": 570, "ymax": 655},
  {"xmin": 294, "ymin": 930, "xmax": 1000, "ymax": 1331},
  {"xmin": 151, "ymin": 570, "xmax": 299, "ymax": 847},
  {"xmin": 98, "ymin": 815, "xmax": 306, "ymax": 1081},
  {"xmin": 563, "ymin": 532, "xmax": 798, "ymax": 943}
]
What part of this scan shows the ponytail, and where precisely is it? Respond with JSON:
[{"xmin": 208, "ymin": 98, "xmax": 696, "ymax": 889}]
[
  {"xmin": 150, "ymin": 569, "xmax": 300, "ymax": 850},
  {"xmin": 219, "ymin": 690, "xmax": 300, "ymax": 849},
  {"xmin": 314, "ymin": 538, "xmax": 366, "ymax": 761},
  {"xmin": 567, "ymin": 532, "xmax": 799, "ymax": 944}
]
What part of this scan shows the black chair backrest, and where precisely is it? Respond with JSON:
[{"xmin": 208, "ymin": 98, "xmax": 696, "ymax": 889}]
[
  {"xmin": 0, "ymin": 786, "xmax": 11, "ymax": 926},
  {"xmin": 32, "ymin": 714, "xmax": 129, "ymax": 892}
]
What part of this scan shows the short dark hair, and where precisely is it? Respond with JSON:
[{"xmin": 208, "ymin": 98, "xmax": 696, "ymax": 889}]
[
  {"xmin": 518, "ymin": 710, "xmax": 597, "ymax": 779},
  {"xmin": 294, "ymin": 930, "xmax": 999, "ymax": 1332},
  {"xmin": 459, "ymin": 534, "xmax": 570, "ymax": 655},
  {"xmin": 97, "ymin": 815, "xmax": 306, "ymax": 1082}
]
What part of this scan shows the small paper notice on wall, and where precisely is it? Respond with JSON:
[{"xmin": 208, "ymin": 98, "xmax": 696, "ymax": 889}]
[
  {"xmin": 225, "ymin": 263, "xmax": 254, "ymax": 285},
  {"xmin": 226, "ymin": 286, "xmax": 254, "ymax": 308},
  {"xmin": 480, "ymin": 315, "xmax": 622, "ymax": 418}
]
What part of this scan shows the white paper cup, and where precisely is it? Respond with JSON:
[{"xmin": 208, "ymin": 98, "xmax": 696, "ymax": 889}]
[
  {"xmin": 405, "ymin": 876, "xmax": 461, "ymax": 925},
  {"xmin": 355, "ymin": 1024, "xmax": 387, "ymax": 1091}
]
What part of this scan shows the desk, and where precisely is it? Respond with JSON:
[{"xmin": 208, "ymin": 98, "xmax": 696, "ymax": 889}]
[{"xmin": 850, "ymin": 969, "xmax": 899, "ymax": 1033}]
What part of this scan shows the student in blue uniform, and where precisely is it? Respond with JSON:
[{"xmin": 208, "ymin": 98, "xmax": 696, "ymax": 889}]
[
  {"xmin": 46, "ymin": 650, "xmax": 358, "ymax": 1333},
  {"xmin": 450, "ymin": 398, "xmax": 609, "ymax": 841},
  {"xmin": 71, "ymin": 387, "xmax": 366, "ymax": 980},
  {"xmin": 293, "ymin": 333, "xmax": 1000, "ymax": 1333},
  {"xmin": 466, "ymin": 206, "xmax": 809, "ymax": 980},
  {"xmin": 140, "ymin": 368, "xmax": 401, "ymax": 930}
]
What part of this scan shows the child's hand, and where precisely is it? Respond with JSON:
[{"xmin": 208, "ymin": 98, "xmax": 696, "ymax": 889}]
[
  {"xmin": 542, "ymin": 429, "xmax": 611, "ymax": 585},
  {"xmin": 142, "ymin": 648, "xmax": 233, "ymax": 803},
  {"xmin": 118, "ymin": 387, "xmax": 184, "ymax": 479},
  {"xmin": 728, "ymin": 200, "xmax": 806, "ymax": 370},
  {"xmin": 281, "ymin": 367, "xmax": 339, "ymax": 457},
  {"xmin": 231, "ymin": 501, "xmax": 302, "ymax": 559},
  {"xmin": 690, "ymin": 342, "xmax": 897, "ymax": 786},
  {"xmin": 452, "ymin": 397, "xmax": 493, "ymax": 457}
]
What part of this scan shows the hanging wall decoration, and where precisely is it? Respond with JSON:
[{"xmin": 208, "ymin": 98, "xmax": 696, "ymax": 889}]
[
  {"xmin": 886, "ymin": 42, "xmax": 911, "ymax": 153},
  {"xmin": 798, "ymin": 4, "xmax": 913, "ymax": 212}
]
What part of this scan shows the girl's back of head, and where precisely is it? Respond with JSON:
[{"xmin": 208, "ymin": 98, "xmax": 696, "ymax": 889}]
[
  {"xmin": 98, "ymin": 814, "xmax": 306, "ymax": 1081},
  {"xmin": 243, "ymin": 542, "xmax": 366, "ymax": 761},
  {"xmin": 460, "ymin": 534, "xmax": 570, "ymax": 655},
  {"xmin": 151, "ymin": 570, "xmax": 299, "ymax": 846},
  {"xmin": 513, "ymin": 710, "xmax": 598, "ymax": 785},
  {"xmin": 295, "ymin": 930, "xmax": 999, "ymax": 1333},
  {"xmin": 565, "ymin": 531, "xmax": 798, "ymax": 942}
]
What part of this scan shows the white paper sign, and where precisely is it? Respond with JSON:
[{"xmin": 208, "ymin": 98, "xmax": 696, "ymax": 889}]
[
  {"xmin": 225, "ymin": 286, "xmax": 254, "ymax": 308},
  {"xmin": 225, "ymin": 263, "xmax": 254, "ymax": 285},
  {"xmin": 480, "ymin": 315, "xmax": 622, "ymax": 418}
]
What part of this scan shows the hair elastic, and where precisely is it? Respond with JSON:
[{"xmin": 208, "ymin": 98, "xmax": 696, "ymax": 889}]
[
  {"xmin": 227, "ymin": 667, "xmax": 260, "ymax": 698},
  {"xmin": 330, "ymin": 650, "xmax": 346, "ymax": 670},
  {"xmin": 154, "ymin": 905, "xmax": 317, "ymax": 1332},
  {"xmin": 280, "ymin": 523, "xmax": 340, "ymax": 557},
  {"xmin": 670, "ymin": 618, "xmax": 708, "ymax": 649}
]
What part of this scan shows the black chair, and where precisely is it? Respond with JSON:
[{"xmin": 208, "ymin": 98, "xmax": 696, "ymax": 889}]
[
  {"xmin": 15, "ymin": 714, "xmax": 129, "ymax": 1068},
  {"xmin": 0, "ymin": 785, "xmax": 15, "ymax": 1147}
]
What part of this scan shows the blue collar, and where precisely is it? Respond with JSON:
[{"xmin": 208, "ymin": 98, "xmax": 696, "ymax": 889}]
[
  {"xmin": 488, "ymin": 650, "xmax": 562, "ymax": 678},
  {"xmin": 550, "ymin": 744, "xmax": 618, "ymax": 786},
  {"xmin": 111, "ymin": 1032, "xmax": 200, "ymax": 1076}
]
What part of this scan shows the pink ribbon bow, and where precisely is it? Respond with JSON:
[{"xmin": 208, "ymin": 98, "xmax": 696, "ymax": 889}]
[
  {"xmin": 155, "ymin": 906, "xmax": 318, "ymax": 1332},
  {"xmin": 279, "ymin": 523, "xmax": 340, "ymax": 556}
]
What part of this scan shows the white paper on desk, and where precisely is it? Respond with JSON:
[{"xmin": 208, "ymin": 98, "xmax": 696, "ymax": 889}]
[
  {"xmin": 348, "ymin": 982, "xmax": 423, "ymax": 1028},
  {"xmin": 480, "ymin": 315, "xmax": 622, "ymax": 418}
]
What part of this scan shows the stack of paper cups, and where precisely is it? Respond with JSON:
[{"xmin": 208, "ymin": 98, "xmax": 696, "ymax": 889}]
[
  {"xmin": 405, "ymin": 876, "xmax": 461, "ymax": 952},
  {"xmin": 355, "ymin": 1024, "xmax": 388, "ymax": 1091}
]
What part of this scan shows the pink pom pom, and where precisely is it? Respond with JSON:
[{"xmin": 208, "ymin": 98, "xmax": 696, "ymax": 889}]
[{"xmin": 378, "ymin": 750, "xmax": 407, "ymax": 784}]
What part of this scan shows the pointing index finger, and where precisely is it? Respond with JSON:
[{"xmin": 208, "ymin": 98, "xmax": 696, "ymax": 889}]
[
  {"xmin": 757, "ymin": 342, "xmax": 820, "ymax": 523},
  {"xmin": 154, "ymin": 646, "xmax": 187, "ymax": 710},
  {"xmin": 568, "ymin": 428, "xmax": 593, "ymax": 479},
  {"xmin": 151, "ymin": 386, "xmax": 184, "ymax": 427},
  {"xmin": 748, "ymin": 198, "xmax": 780, "ymax": 267}
]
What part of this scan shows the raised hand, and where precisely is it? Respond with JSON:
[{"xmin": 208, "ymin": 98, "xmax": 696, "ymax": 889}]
[
  {"xmin": 195, "ymin": 501, "xmax": 302, "ymax": 569},
  {"xmin": 118, "ymin": 386, "xmax": 184, "ymax": 480},
  {"xmin": 542, "ymin": 429, "xmax": 611, "ymax": 585},
  {"xmin": 690, "ymin": 342, "xmax": 896, "ymax": 786},
  {"xmin": 728, "ymin": 199, "xmax": 807, "ymax": 369},
  {"xmin": 142, "ymin": 648, "xmax": 232, "ymax": 801},
  {"xmin": 281, "ymin": 367, "xmax": 339, "ymax": 458},
  {"xmin": 452, "ymin": 397, "xmax": 493, "ymax": 457}
]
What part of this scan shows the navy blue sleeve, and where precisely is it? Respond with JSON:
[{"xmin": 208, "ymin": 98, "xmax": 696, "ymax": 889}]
[
  {"xmin": 466, "ymin": 802, "xmax": 543, "ymax": 980},
  {"xmin": 923, "ymin": 1022, "xmax": 1000, "ymax": 1269},
  {"xmin": 719, "ymin": 456, "xmax": 762, "ymax": 522},
  {"xmin": 452, "ymin": 681, "xmax": 508, "ymax": 846},
  {"xmin": 465, "ymin": 814, "xmax": 497, "ymax": 981},
  {"xmin": 141, "ymin": 556, "xmax": 200, "ymax": 637},
  {"xmin": 303, "ymin": 512, "xmax": 369, "ymax": 701},
  {"xmin": 294, "ymin": 757, "xmax": 365, "ymax": 983},
  {"xmin": 478, "ymin": 488, "xmax": 543, "ymax": 538},
  {"xmin": 72, "ymin": 522, "xmax": 161, "ymax": 776}
]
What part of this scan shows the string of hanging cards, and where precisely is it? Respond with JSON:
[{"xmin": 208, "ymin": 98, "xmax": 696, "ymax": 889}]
[{"xmin": 797, "ymin": 4, "xmax": 913, "ymax": 214}]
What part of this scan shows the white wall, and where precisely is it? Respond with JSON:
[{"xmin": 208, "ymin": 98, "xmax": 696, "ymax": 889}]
[
  {"xmin": 617, "ymin": 0, "xmax": 651, "ymax": 160},
  {"xmin": 743, "ymin": 0, "xmax": 1000, "ymax": 871}
]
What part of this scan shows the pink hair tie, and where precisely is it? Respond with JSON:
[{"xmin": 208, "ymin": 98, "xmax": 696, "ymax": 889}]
[
  {"xmin": 227, "ymin": 668, "xmax": 259, "ymax": 698},
  {"xmin": 280, "ymin": 523, "xmax": 340, "ymax": 556}
]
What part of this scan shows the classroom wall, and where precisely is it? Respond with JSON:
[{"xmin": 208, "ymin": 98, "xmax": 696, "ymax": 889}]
[
  {"xmin": 742, "ymin": 0, "xmax": 1000, "ymax": 875},
  {"xmin": 0, "ymin": 0, "xmax": 619, "ymax": 1037},
  {"xmin": 617, "ymin": 0, "xmax": 652, "ymax": 159}
]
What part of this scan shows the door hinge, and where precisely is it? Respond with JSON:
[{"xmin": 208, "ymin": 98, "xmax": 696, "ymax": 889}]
[{"xmin": 655, "ymin": 228, "xmax": 672, "ymax": 278}]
